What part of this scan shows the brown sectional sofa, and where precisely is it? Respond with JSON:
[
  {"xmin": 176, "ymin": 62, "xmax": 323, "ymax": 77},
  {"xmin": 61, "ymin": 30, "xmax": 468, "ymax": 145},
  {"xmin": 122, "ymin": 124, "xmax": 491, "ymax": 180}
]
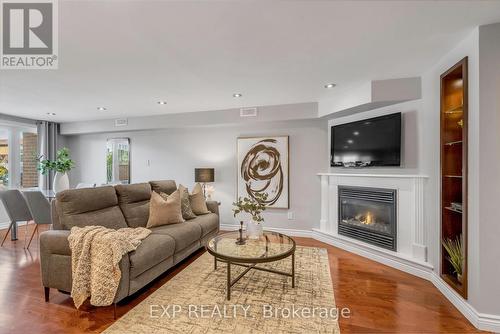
[{"xmin": 39, "ymin": 180, "xmax": 219, "ymax": 304}]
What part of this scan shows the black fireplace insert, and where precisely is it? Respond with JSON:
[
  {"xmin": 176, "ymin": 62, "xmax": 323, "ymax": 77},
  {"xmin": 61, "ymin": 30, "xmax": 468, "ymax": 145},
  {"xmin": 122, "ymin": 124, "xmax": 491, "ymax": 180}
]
[{"xmin": 338, "ymin": 186, "xmax": 397, "ymax": 251}]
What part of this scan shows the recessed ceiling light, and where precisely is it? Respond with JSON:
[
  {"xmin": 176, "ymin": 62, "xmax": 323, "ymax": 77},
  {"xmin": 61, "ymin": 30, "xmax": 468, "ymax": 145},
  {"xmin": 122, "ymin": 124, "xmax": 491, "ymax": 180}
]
[
  {"xmin": 97, "ymin": 107, "xmax": 107, "ymax": 111},
  {"xmin": 353, "ymin": 131, "xmax": 359, "ymax": 136},
  {"xmin": 347, "ymin": 139, "xmax": 354, "ymax": 144},
  {"xmin": 233, "ymin": 93, "xmax": 242, "ymax": 98},
  {"xmin": 324, "ymin": 83, "xmax": 336, "ymax": 89},
  {"xmin": 157, "ymin": 101, "xmax": 167, "ymax": 105},
  {"xmin": 46, "ymin": 112, "xmax": 56, "ymax": 116}
]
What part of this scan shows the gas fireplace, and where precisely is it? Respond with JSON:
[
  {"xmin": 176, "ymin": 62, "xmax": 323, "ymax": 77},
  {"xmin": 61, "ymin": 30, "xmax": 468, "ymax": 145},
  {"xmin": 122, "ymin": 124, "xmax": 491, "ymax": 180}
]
[{"xmin": 338, "ymin": 186, "xmax": 397, "ymax": 251}]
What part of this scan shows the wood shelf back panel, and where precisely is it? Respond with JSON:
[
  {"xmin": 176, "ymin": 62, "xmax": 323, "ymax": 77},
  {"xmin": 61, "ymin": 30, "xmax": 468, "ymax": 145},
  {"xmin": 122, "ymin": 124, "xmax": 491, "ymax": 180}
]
[{"xmin": 440, "ymin": 57, "xmax": 468, "ymax": 299}]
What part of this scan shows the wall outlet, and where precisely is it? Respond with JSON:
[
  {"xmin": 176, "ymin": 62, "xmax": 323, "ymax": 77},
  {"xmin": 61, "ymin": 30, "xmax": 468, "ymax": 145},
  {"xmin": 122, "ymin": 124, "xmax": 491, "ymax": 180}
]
[{"xmin": 287, "ymin": 211, "xmax": 295, "ymax": 220}]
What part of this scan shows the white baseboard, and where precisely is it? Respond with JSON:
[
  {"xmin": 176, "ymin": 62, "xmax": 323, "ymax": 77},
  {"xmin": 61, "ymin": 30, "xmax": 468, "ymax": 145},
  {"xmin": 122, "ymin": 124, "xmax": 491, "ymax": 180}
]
[
  {"xmin": 311, "ymin": 229, "xmax": 434, "ymax": 280},
  {"xmin": 430, "ymin": 273, "xmax": 500, "ymax": 332},
  {"xmin": 310, "ymin": 228, "xmax": 500, "ymax": 332},
  {"xmin": 219, "ymin": 223, "xmax": 313, "ymax": 238}
]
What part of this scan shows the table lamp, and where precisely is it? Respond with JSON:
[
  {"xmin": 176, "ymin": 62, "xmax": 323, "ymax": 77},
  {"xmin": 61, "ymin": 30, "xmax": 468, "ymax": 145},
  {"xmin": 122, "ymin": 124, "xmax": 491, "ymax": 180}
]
[{"xmin": 195, "ymin": 168, "xmax": 215, "ymax": 198}]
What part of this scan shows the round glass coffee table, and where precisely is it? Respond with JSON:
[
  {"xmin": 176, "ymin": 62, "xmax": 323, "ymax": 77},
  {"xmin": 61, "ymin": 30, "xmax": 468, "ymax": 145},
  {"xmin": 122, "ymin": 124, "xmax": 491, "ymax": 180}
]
[{"xmin": 206, "ymin": 230, "xmax": 296, "ymax": 300}]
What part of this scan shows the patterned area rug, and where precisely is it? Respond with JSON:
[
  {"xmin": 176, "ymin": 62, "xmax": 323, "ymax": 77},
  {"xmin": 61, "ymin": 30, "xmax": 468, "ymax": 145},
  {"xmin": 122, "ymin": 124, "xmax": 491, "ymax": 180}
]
[{"xmin": 104, "ymin": 246, "xmax": 340, "ymax": 334}]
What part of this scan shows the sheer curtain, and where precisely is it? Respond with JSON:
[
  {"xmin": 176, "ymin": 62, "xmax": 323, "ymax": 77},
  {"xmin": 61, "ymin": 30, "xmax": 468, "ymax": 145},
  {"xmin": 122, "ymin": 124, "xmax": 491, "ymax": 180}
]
[{"xmin": 37, "ymin": 121, "xmax": 59, "ymax": 190}]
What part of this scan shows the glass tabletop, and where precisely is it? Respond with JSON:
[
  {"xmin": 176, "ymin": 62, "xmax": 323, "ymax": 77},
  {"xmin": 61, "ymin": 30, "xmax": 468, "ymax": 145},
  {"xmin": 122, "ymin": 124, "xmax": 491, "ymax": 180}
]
[{"xmin": 206, "ymin": 230, "xmax": 296, "ymax": 263}]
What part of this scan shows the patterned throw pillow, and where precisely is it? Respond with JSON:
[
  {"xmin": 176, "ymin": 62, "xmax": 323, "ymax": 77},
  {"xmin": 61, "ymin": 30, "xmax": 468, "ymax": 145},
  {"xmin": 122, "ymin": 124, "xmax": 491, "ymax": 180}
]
[
  {"xmin": 189, "ymin": 183, "xmax": 211, "ymax": 215},
  {"xmin": 178, "ymin": 184, "xmax": 197, "ymax": 220},
  {"xmin": 146, "ymin": 190, "xmax": 185, "ymax": 228}
]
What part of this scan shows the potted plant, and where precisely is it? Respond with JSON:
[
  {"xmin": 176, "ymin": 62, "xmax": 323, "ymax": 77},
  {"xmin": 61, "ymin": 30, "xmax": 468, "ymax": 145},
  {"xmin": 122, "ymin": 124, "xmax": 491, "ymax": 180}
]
[
  {"xmin": 442, "ymin": 235, "xmax": 464, "ymax": 283},
  {"xmin": 38, "ymin": 147, "xmax": 75, "ymax": 193},
  {"xmin": 0, "ymin": 165, "xmax": 8, "ymax": 185},
  {"xmin": 232, "ymin": 193, "xmax": 268, "ymax": 239}
]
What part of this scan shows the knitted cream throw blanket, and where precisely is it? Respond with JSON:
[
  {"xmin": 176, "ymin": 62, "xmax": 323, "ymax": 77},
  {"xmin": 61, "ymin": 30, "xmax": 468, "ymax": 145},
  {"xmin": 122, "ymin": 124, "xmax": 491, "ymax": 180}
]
[{"xmin": 68, "ymin": 225, "xmax": 151, "ymax": 309}]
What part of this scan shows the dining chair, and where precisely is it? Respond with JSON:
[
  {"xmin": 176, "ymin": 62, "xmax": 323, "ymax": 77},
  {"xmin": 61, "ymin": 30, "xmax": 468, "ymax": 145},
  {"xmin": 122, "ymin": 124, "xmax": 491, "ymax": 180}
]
[
  {"xmin": 0, "ymin": 190, "xmax": 33, "ymax": 247},
  {"xmin": 22, "ymin": 191, "xmax": 52, "ymax": 249}
]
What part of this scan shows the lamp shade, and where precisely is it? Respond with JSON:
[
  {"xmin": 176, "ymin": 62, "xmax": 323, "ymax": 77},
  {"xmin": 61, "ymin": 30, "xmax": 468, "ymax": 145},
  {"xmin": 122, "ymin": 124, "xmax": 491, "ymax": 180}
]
[{"xmin": 195, "ymin": 168, "xmax": 215, "ymax": 183}]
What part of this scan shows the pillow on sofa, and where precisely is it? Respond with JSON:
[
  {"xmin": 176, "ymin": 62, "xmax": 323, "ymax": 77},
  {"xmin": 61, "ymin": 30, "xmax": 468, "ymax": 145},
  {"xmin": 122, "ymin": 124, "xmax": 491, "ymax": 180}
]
[
  {"xmin": 189, "ymin": 183, "xmax": 211, "ymax": 215},
  {"xmin": 178, "ymin": 184, "xmax": 197, "ymax": 220},
  {"xmin": 146, "ymin": 190, "xmax": 184, "ymax": 228}
]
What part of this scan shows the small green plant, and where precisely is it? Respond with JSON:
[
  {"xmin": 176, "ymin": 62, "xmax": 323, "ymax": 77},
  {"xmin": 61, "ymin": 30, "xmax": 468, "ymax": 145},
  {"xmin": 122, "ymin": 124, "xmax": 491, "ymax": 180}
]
[
  {"xmin": 38, "ymin": 148, "xmax": 75, "ymax": 175},
  {"xmin": 232, "ymin": 193, "xmax": 268, "ymax": 223},
  {"xmin": 442, "ymin": 235, "xmax": 464, "ymax": 277},
  {"xmin": 0, "ymin": 165, "xmax": 8, "ymax": 185}
]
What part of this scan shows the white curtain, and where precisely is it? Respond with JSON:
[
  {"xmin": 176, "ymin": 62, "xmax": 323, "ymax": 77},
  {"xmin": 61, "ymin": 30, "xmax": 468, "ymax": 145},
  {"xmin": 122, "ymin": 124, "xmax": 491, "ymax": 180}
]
[{"xmin": 37, "ymin": 121, "xmax": 59, "ymax": 190}]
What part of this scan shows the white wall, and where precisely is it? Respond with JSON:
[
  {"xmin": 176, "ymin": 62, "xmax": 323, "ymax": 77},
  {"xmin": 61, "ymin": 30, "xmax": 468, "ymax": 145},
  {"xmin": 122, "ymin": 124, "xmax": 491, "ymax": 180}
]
[
  {"xmin": 65, "ymin": 119, "xmax": 328, "ymax": 231},
  {"xmin": 419, "ymin": 28, "xmax": 482, "ymax": 312},
  {"xmin": 477, "ymin": 23, "xmax": 500, "ymax": 315}
]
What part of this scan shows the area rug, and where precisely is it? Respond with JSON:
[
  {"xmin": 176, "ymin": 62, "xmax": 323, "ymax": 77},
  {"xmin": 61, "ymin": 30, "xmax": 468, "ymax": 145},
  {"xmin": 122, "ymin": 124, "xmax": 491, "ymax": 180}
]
[{"xmin": 104, "ymin": 246, "xmax": 340, "ymax": 334}]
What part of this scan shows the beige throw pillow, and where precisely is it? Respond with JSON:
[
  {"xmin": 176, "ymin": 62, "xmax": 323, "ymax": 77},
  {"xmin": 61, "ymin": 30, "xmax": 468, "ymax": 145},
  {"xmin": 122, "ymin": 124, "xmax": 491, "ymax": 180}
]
[
  {"xmin": 146, "ymin": 190, "xmax": 185, "ymax": 228},
  {"xmin": 178, "ymin": 184, "xmax": 197, "ymax": 220},
  {"xmin": 189, "ymin": 183, "xmax": 211, "ymax": 215}
]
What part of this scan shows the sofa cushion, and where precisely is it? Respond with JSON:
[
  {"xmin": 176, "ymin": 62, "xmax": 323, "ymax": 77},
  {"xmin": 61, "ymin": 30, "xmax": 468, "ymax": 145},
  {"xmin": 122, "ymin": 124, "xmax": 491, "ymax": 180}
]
[
  {"xmin": 189, "ymin": 183, "xmax": 210, "ymax": 215},
  {"xmin": 178, "ymin": 184, "xmax": 197, "ymax": 220},
  {"xmin": 149, "ymin": 180, "xmax": 177, "ymax": 195},
  {"xmin": 115, "ymin": 183, "xmax": 152, "ymax": 228},
  {"xmin": 150, "ymin": 221, "xmax": 202, "ymax": 252},
  {"xmin": 56, "ymin": 187, "xmax": 127, "ymax": 230},
  {"xmin": 190, "ymin": 213, "xmax": 219, "ymax": 237},
  {"xmin": 147, "ymin": 191, "xmax": 184, "ymax": 228},
  {"xmin": 129, "ymin": 234, "xmax": 175, "ymax": 278}
]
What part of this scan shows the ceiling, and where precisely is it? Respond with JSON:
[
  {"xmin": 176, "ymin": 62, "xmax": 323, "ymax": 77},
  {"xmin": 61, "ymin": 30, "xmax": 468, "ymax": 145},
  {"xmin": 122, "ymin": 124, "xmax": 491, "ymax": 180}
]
[{"xmin": 1, "ymin": 0, "xmax": 500, "ymax": 123}]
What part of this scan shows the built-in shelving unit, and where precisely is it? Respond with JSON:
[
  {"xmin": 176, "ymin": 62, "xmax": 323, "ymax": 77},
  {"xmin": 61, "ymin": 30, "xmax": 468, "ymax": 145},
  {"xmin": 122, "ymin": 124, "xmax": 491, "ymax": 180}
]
[{"xmin": 440, "ymin": 57, "xmax": 468, "ymax": 299}]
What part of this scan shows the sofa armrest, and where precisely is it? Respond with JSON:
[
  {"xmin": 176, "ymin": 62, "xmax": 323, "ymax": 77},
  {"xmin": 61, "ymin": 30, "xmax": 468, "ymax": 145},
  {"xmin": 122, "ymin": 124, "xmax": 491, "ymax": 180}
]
[
  {"xmin": 206, "ymin": 201, "xmax": 220, "ymax": 215},
  {"xmin": 39, "ymin": 230, "xmax": 72, "ymax": 291},
  {"xmin": 39, "ymin": 230, "xmax": 130, "ymax": 302},
  {"xmin": 40, "ymin": 230, "xmax": 71, "ymax": 255}
]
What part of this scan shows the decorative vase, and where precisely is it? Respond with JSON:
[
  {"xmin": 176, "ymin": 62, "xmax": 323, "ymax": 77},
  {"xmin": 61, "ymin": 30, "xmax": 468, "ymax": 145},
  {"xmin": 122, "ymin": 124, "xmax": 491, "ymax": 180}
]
[
  {"xmin": 246, "ymin": 220, "xmax": 263, "ymax": 239},
  {"xmin": 457, "ymin": 273, "xmax": 463, "ymax": 284},
  {"xmin": 53, "ymin": 172, "xmax": 70, "ymax": 193}
]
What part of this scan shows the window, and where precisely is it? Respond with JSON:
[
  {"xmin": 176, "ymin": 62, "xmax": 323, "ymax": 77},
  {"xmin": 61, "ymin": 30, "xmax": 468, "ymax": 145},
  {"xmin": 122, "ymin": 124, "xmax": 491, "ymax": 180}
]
[
  {"xmin": 0, "ymin": 130, "xmax": 8, "ymax": 186},
  {"xmin": 0, "ymin": 125, "xmax": 38, "ymax": 188}
]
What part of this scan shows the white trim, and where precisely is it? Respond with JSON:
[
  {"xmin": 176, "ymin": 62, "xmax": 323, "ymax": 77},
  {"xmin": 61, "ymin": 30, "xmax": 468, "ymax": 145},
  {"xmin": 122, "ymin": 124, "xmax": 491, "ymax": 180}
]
[
  {"xmin": 219, "ymin": 223, "xmax": 312, "ymax": 238},
  {"xmin": 317, "ymin": 173, "xmax": 429, "ymax": 178},
  {"xmin": 430, "ymin": 273, "xmax": 500, "ymax": 332},
  {"xmin": 312, "ymin": 229, "xmax": 434, "ymax": 279}
]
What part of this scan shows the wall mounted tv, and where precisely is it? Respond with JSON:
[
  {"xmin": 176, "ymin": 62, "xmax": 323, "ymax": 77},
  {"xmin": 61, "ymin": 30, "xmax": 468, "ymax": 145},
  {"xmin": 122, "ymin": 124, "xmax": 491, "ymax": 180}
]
[{"xmin": 331, "ymin": 112, "xmax": 401, "ymax": 167}]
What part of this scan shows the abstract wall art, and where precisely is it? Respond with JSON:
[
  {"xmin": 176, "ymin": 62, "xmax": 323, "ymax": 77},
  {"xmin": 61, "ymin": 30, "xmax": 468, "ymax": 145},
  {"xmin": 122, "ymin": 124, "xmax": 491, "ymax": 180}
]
[{"xmin": 237, "ymin": 136, "xmax": 289, "ymax": 209}]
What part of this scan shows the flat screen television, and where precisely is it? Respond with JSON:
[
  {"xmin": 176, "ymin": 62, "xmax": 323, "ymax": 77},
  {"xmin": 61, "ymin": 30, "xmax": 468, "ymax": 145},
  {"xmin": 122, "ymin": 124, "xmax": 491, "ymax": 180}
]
[{"xmin": 331, "ymin": 112, "xmax": 401, "ymax": 167}]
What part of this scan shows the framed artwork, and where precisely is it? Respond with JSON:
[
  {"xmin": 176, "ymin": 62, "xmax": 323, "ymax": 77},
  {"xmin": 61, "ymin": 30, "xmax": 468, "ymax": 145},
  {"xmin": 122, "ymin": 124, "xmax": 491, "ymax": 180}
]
[{"xmin": 237, "ymin": 136, "xmax": 289, "ymax": 209}]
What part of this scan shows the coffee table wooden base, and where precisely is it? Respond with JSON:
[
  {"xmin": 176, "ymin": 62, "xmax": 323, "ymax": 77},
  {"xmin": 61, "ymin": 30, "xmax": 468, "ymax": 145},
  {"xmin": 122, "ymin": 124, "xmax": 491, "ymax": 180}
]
[{"xmin": 213, "ymin": 252, "xmax": 295, "ymax": 300}]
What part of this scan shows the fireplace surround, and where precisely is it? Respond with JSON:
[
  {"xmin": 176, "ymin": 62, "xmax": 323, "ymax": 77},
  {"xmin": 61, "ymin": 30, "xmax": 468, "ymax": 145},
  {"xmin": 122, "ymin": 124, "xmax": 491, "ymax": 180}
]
[{"xmin": 338, "ymin": 186, "xmax": 397, "ymax": 251}]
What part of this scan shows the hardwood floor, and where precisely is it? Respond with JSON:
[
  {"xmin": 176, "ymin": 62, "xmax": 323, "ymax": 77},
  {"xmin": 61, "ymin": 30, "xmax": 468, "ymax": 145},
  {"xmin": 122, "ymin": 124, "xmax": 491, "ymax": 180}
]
[{"xmin": 0, "ymin": 224, "xmax": 482, "ymax": 333}]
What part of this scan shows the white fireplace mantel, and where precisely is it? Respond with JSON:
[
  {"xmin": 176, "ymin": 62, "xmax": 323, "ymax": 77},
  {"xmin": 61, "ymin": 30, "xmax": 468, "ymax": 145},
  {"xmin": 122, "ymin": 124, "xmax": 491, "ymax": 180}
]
[{"xmin": 316, "ymin": 172, "xmax": 431, "ymax": 274}]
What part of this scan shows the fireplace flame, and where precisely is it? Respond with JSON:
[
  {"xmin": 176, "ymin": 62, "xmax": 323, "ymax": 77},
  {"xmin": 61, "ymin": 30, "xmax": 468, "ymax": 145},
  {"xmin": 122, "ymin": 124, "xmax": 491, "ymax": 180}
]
[
  {"xmin": 354, "ymin": 212, "xmax": 375, "ymax": 225},
  {"xmin": 365, "ymin": 212, "xmax": 373, "ymax": 225}
]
